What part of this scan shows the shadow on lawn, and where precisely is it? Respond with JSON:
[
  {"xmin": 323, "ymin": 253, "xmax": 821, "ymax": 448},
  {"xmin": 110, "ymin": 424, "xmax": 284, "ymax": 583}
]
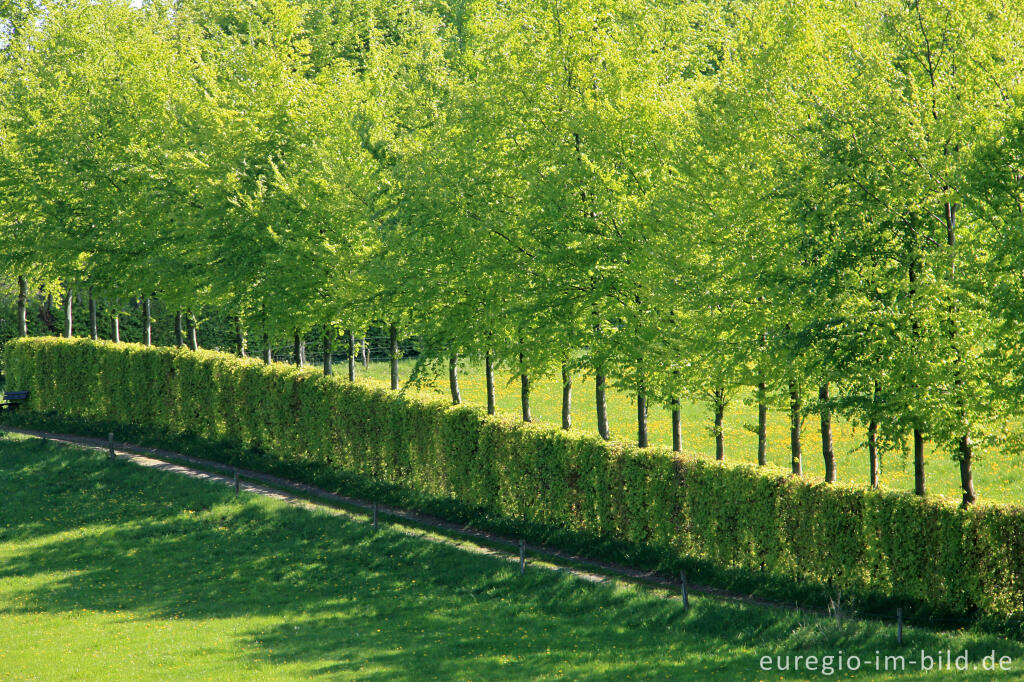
[{"xmin": 1, "ymin": 434, "xmax": 1021, "ymax": 680}]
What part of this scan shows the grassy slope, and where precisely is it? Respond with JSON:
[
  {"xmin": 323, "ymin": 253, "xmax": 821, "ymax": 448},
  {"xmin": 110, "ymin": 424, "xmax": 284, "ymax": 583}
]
[
  {"xmin": 353, "ymin": 359, "xmax": 1024, "ymax": 505},
  {"xmin": 1, "ymin": 432, "xmax": 1021, "ymax": 680}
]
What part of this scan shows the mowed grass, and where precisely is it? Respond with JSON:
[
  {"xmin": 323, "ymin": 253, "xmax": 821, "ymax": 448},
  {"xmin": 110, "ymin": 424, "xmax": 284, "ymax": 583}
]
[
  {"xmin": 352, "ymin": 359, "xmax": 1024, "ymax": 505},
  {"xmin": 2, "ymin": 434, "xmax": 1022, "ymax": 680}
]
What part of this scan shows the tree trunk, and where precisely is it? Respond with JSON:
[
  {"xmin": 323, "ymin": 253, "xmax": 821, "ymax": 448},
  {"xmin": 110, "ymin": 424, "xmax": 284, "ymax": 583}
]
[
  {"xmin": 789, "ymin": 380, "xmax": 802, "ymax": 475},
  {"xmin": 111, "ymin": 314, "xmax": 120, "ymax": 343},
  {"xmin": 41, "ymin": 293, "xmax": 53, "ymax": 334},
  {"xmin": 236, "ymin": 316, "xmax": 246, "ymax": 357},
  {"xmin": 143, "ymin": 298, "xmax": 152, "ymax": 346},
  {"xmin": 757, "ymin": 381, "xmax": 768, "ymax": 466},
  {"xmin": 671, "ymin": 398, "xmax": 681, "ymax": 452},
  {"xmin": 520, "ymin": 353, "xmax": 531, "ymax": 422},
  {"xmin": 913, "ymin": 428, "xmax": 926, "ymax": 496},
  {"xmin": 868, "ymin": 419, "xmax": 879, "ymax": 489},
  {"xmin": 175, "ymin": 311, "xmax": 184, "ymax": 347},
  {"xmin": 323, "ymin": 331, "xmax": 333, "ymax": 375},
  {"xmin": 820, "ymin": 382, "xmax": 836, "ymax": 483},
  {"xmin": 561, "ymin": 363, "xmax": 572, "ymax": 430},
  {"xmin": 945, "ymin": 201, "xmax": 975, "ymax": 507},
  {"xmin": 293, "ymin": 331, "xmax": 304, "ymax": 367},
  {"xmin": 449, "ymin": 354, "xmax": 461, "ymax": 405},
  {"xmin": 908, "ymin": 252, "xmax": 925, "ymax": 495},
  {"xmin": 714, "ymin": 387, "xmax": 725, "ymax": 461},
  {"xmin": 596, "ymin": 371, "xmax": 610, "ymax": 440},
  {"xmin": 262, "ymin": 333, "xmax": 272, "ymax": 364},
  {"xmin": 389, "ymin": 324, "xmax": 399, "ymax": 390},
  {"xmin": 187, "ymin": 311, "xmax": 197, "ymax": 350},
  {"xmin": 485, "ymin": 351, "xmax": 496, "ymax": 415},
  {"xmin": 362, "ymin": 335, "xmax": 369, "ymax": 368},
  {"xmin": 89, "ymin": 294, "xmax": 98, "ymax": 340},
  {"xmin": 959, "ymin": 434, "xmax": 976, "ymax": 507},
  {"xmin": 637, "ymin": 378, "xmax": 649, "ymax": 448},
  {"xmin": 62, "ymin": 288, "xmax": 72, "ymax": 338},
  {"xmin": 946, "ymin": 201, "xmax": 957, "ymax": 246},
  {"xmin": 347, "ymin": 329, "xmax": 356, "ymax": 381},
  {"xmin": 17, "ymin": 276, "xmax": 28, "ymax": 337}
]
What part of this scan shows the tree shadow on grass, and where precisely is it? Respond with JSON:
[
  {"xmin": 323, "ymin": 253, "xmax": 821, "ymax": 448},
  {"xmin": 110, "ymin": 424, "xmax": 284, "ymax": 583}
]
[
  {"xmin": 2, "ymin": 434, "xmax": 1022, "ymax": 680},
  {"xmin": 0, "ymin": 436, "xmax": 203, "ymax": 542}
]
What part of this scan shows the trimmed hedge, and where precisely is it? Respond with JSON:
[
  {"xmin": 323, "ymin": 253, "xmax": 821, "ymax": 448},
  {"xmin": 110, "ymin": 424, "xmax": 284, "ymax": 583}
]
[{"xmin": 6, "ymin": 337, "xmax": 1024, "ymax": 621}]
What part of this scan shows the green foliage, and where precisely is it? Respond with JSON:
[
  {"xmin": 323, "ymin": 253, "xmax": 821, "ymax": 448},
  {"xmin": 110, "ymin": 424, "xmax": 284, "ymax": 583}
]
[
  {"xmin": 10, "ymin": 336, "xmax": 1024, "ymax": 623},
  {"xmin": 7, "ymin": 0, "xmax": 1024, "ymax": 501}
]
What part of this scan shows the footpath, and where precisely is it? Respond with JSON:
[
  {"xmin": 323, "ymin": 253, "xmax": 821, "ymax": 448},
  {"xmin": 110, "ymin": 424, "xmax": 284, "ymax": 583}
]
[{"xmin": 1, "ymin": 424, "xmax": 802, "ymax": 614}]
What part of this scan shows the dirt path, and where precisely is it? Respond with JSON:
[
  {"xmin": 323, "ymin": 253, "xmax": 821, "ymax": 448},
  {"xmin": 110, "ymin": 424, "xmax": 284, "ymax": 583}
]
[{"xmin": 1, "ymin": 424, "xmax": 812, "ymax": 615}]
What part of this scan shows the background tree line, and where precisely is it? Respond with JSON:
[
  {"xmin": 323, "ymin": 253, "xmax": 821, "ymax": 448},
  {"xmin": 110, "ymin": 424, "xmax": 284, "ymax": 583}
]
[{"xmin": 3, "ymin": 0, "xmax": 1024, "ymax": 507}]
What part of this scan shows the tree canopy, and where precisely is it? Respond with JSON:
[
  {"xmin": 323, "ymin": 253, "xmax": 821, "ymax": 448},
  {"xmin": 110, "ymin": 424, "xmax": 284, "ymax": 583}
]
[{"xmin": 3, "ymin": 0, "xmax": 1024, "ymax": 506}]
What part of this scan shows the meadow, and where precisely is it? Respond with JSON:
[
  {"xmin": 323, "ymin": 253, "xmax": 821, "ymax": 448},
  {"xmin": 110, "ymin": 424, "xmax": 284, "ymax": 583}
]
[
  {"xmin": 2, "ymin": 431, "xmax": 1022, "ymax": 680},
  {"xmin": 351, "ymin": 359, "xmax": 1024, "ymax": 506}
]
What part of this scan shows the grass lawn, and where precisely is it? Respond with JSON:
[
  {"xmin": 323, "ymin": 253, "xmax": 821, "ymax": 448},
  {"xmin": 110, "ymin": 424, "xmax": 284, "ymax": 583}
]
[
  {"xmin": 351, "ymin": 358, "xmax": 1024, "ymax": 506},
  {"xmin": 1, "ymin": 432, "xmax": 1022, "ymax": 680}
]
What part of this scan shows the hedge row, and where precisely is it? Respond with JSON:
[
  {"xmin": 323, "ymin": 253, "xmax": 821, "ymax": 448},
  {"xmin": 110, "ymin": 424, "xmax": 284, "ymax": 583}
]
[{"xmin": 6, "ymin": 337, "xmax": 1024, "ymax": 620}]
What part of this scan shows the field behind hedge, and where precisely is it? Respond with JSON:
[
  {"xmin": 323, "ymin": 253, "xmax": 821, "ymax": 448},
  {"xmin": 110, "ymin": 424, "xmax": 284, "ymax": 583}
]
[{"xmin": 357, "ymin": 359, "xmax": 1024, "ymax": 506}]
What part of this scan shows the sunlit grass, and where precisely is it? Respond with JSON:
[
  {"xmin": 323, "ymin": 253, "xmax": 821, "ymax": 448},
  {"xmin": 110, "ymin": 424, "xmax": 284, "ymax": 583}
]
[
  {"xmin": 1, "ymin": 432, "xmax": 1021, "ymax": 680},
  {"xmin": 349, "ymin": 359, "xmax": 1024, "ymax": 505}
]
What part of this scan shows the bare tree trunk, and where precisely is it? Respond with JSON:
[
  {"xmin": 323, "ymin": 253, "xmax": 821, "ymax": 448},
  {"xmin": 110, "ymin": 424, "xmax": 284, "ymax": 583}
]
[
  {"xmin": 757, "ymin": 381, "xmax": 768, "ymax": 466},
  {"xmin": 389, "ymin": 324, "xmax": 399, "ymax": 390},
  {"xmin": 913, "ymin": 428, "xmax": 926, "ymax": 496},
  {"xmin": 347, "ymin": 329, "xmax": 356, "ymax": 381},
  {"xmin": 262, "ymin": 333, "xmax": 272, "ymax": 364},
  {"xmin": 17, "ymin": 276, "xmax": 28, "ymax": 337},
  {"xmin": 89, "ymin": 294, "xmax": 98, "ymax": 340},
  {"xmin": 449, "ymin": 354, "xmax": 461, "ymax": 404},
  {"xmin": 520, "ymin": 353, "xmax": 531, "ymax": 422},
  {"xmin": 637, "ymin": 378, "xmax": 649, "ymax": 448},
  {"xmin": 561, "ymin": 363, "xmax": 572, "ymax": 430},
  {"xmin": 959, "ymin": 434, "xmax": 976, "ymax": 507},
  {"xmin": 323, "ymin": 331, "xmax": 333, "ymax": 375},
  {"xmin": 175, "ymin": 311, "xmax": 184, "ymax": 347},
  {"xmin": 820, "ymin": 382, "xmax": 836, "ymax": 483},
  {"xmin": 62, "ymin": 288, "xmax": 73, "ymax": 338},
  {"xmin": 143, "ymin": 298, "xmax": 152, "ymax": 346},
  {"xmin": 790, "ymin": 380, "xmax": 802, "ymax": 475},
  {"xmin": 485, "ymin": 351, "xmax": 496, "ymax": 415},
  {"xmin": 714, "ymin": 387, "xmax": 725, "ymax": 461},
  {"xmin": 868, "ymin": 419, "xmax": 879, "ymax": 489},
  {"xmin": 236, "ymin": 316, "xmax": 246, "ymax": 357},
  {"xmin": 293, "ymin": 331, "xmax": 305, "ymax": 367},
  {"xmin": 596, "ymin": 371, "xmax": 610, "ymax": 440},
  {"xmin": 671, "ymin": 398, "xmax": 681, "ymax": 452},
  {"xmin": 111, "ymin": 314, "xmax": 120, "ymax": 343},
  {"xmin": 187, "ymin": 311, "xmax": 197, "ymax": 350},
  {"xmin": 362, "ymin": 335, "xmax": 369, "ymax": 368}
]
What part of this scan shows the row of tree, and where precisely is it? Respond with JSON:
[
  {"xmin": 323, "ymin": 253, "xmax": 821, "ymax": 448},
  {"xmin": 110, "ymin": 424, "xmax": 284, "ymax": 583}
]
[{"xmin": 4, "ymin": 0, "xmax": 1024, "ymax": 506}]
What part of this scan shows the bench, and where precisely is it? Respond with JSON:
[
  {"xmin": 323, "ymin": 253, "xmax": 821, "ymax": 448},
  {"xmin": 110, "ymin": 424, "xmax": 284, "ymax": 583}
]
[{"xmin": 0, "ymin": 391, "xmax": 29, "ymax": 411}]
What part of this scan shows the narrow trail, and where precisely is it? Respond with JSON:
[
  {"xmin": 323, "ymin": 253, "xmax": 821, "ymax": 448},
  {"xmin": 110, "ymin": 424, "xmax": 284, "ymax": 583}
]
[{"xmin": 1, "ymin": 424, "xmax": 820, "ymax": 617}]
